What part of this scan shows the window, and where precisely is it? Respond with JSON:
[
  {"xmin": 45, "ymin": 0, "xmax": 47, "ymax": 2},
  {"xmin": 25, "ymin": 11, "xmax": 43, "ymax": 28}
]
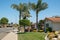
[{"xmin": 46, "ymin": 23, "xmax": 49, "ymax": 27}]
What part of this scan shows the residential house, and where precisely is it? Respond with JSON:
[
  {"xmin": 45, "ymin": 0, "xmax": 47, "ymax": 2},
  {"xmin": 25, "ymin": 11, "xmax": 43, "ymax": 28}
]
[{"xmin": 44, "ymin": 17, "xmax": 60, "ymax": 32}]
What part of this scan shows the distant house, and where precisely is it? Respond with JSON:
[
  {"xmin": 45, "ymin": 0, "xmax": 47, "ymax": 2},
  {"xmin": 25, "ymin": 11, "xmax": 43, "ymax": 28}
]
[
  {"xmin": 0, "ymin": 23, "xmax": 13, "ymax": 28},
  {"xmin": 31, "ymin": 23, "xmax": 36, "ymax": 29},
  {"xmin": 44, "ymin": 17, "xmax": 60, "ymax": 31}
]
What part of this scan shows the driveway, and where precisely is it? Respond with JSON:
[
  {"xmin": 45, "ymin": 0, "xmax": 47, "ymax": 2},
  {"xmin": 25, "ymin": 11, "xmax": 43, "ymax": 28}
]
[
  {"xmin": 1, "ymin": 32, "xmax": 17, "ymax": 40},
  {"xmin": 0, "ymin": 32, "xmax": 8, "ymax": 40},
  {"xmin": 0, "ymin": 27, "xmax": 13, "ymax": 40}
]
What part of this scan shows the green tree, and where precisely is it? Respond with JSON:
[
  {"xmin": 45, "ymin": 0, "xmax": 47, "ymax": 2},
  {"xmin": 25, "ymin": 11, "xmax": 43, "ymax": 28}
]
[
  {"xmin": 19, "ymin": 19, "xmax": 31, "ymax": 32},
  {"xmin": 29, "ymin": 0, "xmax": 48, "ymax": 30},
  {"xmin": 38, "ymin": 20, "xmax": 44, "ymax": 26},
  {"xmin": 38, "ymin": 20, "xmax": 44, "ymax": 29},
  {"xmin": 19, "ymin": 19, "xmax": 31, "ymax": 26},
  {"xmin": 0, "ymin": 17, "xmax": 8, "ymax": 27},
  {"xmin": 0, "ymin": 17, "xmax": 8, "ymax": 24}
]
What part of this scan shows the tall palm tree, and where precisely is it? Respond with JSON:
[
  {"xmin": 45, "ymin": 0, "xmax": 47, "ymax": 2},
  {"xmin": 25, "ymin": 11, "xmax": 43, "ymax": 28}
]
[
  {"xmin": 29, "ymin": 0, "xmax": 48, "ymax": 30},
  {"xmin": 11, "ymin": 3, "xmax": 30, "ymax": 22},
  {"xmin": 11, "ymin": 3, "xmax": 31, "ymax": 31},
  {"xmin": 20, "ymin": 4, "xmax": 31, "ymax": 32},
  {"xmin": 11, "ymin": 3, "xmax": 24, "ymax": 20}
]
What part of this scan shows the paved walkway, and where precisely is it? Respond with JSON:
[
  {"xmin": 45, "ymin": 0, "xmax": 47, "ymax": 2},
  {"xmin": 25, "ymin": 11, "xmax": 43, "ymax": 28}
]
[{"xmin": 1, "ymin": 32, "xmax": 17, "ymax": 40}]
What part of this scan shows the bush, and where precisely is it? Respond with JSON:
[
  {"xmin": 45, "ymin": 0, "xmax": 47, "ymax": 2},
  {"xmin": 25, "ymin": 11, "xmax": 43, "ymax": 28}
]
[
  {"xmin": 46, "ymin": 27, "xmax": 52, "ymax": 32},
  {"xmin": 33, "ymin": 28, "xmax": 37, "ymax": 32},
  {"xmin": 38, "ymin": 30, "xmax": 44, "ymax": 32},
  {"xmin": 33, "ymin": 30, "xmax": 37, "ymax": 32}
]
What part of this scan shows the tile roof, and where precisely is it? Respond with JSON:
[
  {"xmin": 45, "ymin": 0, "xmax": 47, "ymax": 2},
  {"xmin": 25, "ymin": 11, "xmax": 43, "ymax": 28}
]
[{"xmin": 46, "ymin": 17, "xmax": 60, "ymax": 22}]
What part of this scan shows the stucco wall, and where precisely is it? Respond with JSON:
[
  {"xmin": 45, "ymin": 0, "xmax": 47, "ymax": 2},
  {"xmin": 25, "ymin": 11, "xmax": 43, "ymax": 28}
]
[
  {"xmin": 45, "ymin": 19, "xmax": 60, "ymax": 31},
  {"xmin": 44, "ymin": 20, "xmax": 53, "ymax": 32},
  {"xmin": 45, "ymin": 20, "xmax": 53, "ymax": 28},
  {"xmin": 53, "ymin": 22, "xmax": 60, "ymax": 31}
]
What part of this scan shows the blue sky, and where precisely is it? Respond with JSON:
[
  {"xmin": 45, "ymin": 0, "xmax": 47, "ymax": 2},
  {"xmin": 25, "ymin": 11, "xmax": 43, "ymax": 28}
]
[{"xmin": 0, "ymin": 0, "xmax": 60, "ymax": 24}]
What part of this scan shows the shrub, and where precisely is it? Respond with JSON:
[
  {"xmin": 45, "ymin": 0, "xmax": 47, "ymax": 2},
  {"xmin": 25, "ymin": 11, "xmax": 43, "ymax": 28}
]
[
  {"xmin": 33, "ymin": 30, "xmax": 37, "ymax": 32},
  {"xmin": 46, "ymin": 27, "xmax": 52, "ymax": 32},
  {"xmin": 38, "ymin": 30, "xmax": 44, "ymax": 32},
  {"xmin": 33, "ymin": 28, "xmax": 37, "ymax": 32}
]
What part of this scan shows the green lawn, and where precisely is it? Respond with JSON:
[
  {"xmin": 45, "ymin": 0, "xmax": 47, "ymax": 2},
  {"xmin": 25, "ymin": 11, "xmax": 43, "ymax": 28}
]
[{"xmin": 18, "ymin": 32, "xmax": 46, "ymax": 40}]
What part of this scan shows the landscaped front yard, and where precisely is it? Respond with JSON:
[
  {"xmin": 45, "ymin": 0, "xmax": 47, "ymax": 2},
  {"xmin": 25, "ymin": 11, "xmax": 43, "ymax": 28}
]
[{"xmin": 18, "ymin": 32, "xmax": 46, "ymax": 40}]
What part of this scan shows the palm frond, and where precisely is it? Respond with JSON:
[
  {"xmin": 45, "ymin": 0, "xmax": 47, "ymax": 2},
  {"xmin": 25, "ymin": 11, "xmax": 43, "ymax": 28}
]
[
  {"xmin": 11, "ymin": 4, "xmax": 19, "ymax": 10},
  {"xmin": 19, "ymin": 3, "xmax": 24, "ymax": 11},
  {"xmin": 41, "ymin": 2, "xmax": 48, "ymax": 10},
  {"xmin": 21, "ymin": 11, "xmax": 31, "ymax": 19},
  {"xmin": 36, "ymin": 0, "xmax": 42, "ymax": 8},
  {"xmin": 31, "ymin": 3, "xmax": 36, "ymax": 10}
]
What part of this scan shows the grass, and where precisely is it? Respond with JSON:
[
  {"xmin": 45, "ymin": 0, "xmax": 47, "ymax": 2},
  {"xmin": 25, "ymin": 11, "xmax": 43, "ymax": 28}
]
[{"xmin": 18, "ymin": 32, "xmax": 46, "ymax": 40}]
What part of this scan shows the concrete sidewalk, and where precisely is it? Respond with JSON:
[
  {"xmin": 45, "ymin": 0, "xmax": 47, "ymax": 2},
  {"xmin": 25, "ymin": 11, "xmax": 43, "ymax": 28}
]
[
  {"xmin": 0, "ymin": 32, "xmax": 8, "ymax": 40},
  {"xmin": 1, "ymin": 32, "xmax": 17, "ymax": 40}
]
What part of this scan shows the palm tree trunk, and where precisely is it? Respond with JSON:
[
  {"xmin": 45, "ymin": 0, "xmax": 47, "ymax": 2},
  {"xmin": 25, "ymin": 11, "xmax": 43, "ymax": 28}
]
[
  {"xmin": 19, "ymin": 11, "xmax": 21, "ymax": 20},
  {"xmin": 19, "ymin": 11, "xmax": 21, "ymax": 31},
  {"xmin": 36, "ymin": 11, "xmax": 38, "ymax": 31}
]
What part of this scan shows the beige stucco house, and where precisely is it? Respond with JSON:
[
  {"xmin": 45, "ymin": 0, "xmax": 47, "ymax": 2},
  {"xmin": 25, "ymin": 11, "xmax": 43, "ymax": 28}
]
[{"xmin": 44, "ymin": 17, "xmax": 60, "ymax": 31}]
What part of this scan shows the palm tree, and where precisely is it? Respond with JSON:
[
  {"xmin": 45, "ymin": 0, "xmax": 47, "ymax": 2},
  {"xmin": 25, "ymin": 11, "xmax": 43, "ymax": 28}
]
[
  {"xmin": 22, "ymin": 3, "xmax": 31, "ymax": 19},
  {"xmin": 22, "ymin": 11, "xmax": 31, "ymax": 19},
  {"xmin": 11, "ymin": 3, "xmax": 30, "ymax": 20},
  {"xmin": 11, "ymin": 3, "xmax": 24, "ymax": 20},
  {"xmin": 29, "ymin": 0, "xmax": 48, "ymax": 30},
  {"xmin": 21, "ymin": 4, "xmax": 31, "ymax": 32},
  {"xmin": 11, "ymin": 3, "xmax": 31, "ymax": 32}
]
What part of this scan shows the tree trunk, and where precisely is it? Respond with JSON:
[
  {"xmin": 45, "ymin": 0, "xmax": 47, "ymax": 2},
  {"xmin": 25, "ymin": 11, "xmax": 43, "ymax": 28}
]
[
  {"xmin": 19, "ymin": 11, "xmax": 21, "ymax": 20},
  {"xmin": 28, "ymin": 27, "xmax": 30, "ymax": 32},
  {"xmin": 24, "ymin": 25, "xmax": 25, "ymax": 32},
  {"xmin": 36, "ymin": 11, "xmax": 38, "ymax": 31},
  {"xmin": 19, "ymin": 11, "xmax": 21, "ymax": 31}
]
